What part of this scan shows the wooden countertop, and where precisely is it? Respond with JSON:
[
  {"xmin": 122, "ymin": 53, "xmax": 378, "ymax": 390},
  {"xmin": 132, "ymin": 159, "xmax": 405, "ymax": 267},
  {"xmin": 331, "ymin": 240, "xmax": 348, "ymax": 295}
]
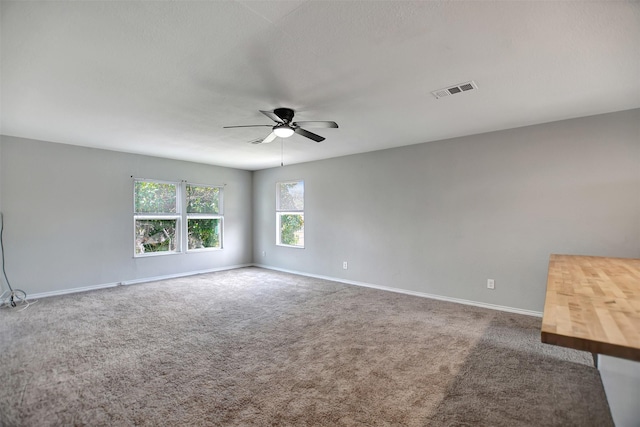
[{"xmin": 541, "ymin": 254, "xmax": 640, "ymax": 362}]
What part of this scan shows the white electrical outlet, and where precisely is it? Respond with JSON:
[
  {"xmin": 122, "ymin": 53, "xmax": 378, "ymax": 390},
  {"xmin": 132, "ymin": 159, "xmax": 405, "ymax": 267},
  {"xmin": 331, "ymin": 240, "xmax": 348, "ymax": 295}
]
[
  {"xmin": 343, "ymin": 261, "xmax": 348, "ymax": 270},
  {"xmin": 487, "ymin": 279, "xmax": 495, "ymax": 289},
  {"xmin": 262, "ymin": 251, "xmax": 266, "ymax": 257}
]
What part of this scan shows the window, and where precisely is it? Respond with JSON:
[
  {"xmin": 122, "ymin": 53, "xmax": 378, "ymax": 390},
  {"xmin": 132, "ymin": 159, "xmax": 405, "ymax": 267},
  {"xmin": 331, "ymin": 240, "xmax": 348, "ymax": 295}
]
[
  {"xmin": 276, "ymin": 180, "xmax": 304, "ymax": 247},
  {"xmin": 134, "ymin": 180, "xmax": 180, "ymax": 255},
  {"xmin": 186, "ymin": 184, "xmax": 223, "ymax": 251},
  {"xmin": 134, "ymin": 180, "xmax": 224, "ymax": 256}
]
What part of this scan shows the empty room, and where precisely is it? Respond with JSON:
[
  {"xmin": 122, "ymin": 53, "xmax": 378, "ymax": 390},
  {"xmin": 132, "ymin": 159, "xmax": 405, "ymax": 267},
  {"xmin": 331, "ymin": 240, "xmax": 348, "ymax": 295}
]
[{"xmin": 1, "ymin": 1, "xmax": 639, "ymax": 426}]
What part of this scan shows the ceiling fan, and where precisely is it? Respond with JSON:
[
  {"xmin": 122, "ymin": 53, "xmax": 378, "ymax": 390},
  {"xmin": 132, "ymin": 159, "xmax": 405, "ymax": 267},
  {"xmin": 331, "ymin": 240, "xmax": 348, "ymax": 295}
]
[{"xmin": 224, "ymin": 108, "xmax": 338, "ymax": 144}]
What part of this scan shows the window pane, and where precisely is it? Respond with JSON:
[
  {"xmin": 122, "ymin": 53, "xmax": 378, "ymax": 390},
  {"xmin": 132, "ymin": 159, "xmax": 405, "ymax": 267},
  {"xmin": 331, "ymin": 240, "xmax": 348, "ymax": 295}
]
[
  {"xmin": 279, "ymin": 213, "xmax": 304, "ymax": 246},
  {"xmin": 188, "ymin": 218, "xmax": 221, "ymax": 250},
  {"xmin": 135, "ymin": 182, "xmax": 177, "ymax": 213},
  {"xmin": 277, "ymin": 181, "xmax": 304, "ymax": 211},
  {"xmin": 186, "ymin": 185, "xmax": 220, "ymax": 214},
  {"xmin": 135, "ymin": 219, "xmax": 177, "ymax": 254}
]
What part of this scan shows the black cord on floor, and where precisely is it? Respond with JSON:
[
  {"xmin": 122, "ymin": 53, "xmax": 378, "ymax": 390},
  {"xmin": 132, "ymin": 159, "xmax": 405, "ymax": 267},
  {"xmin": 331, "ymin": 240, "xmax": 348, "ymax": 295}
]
[{"xmin": 0, "ymin": 212, "xmax": 33, "ymax": 310}]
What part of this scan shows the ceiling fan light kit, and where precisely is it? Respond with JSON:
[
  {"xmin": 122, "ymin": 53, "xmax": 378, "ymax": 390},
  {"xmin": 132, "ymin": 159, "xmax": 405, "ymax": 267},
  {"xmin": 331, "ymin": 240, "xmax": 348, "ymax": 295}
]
[
  {"xmin": 224, "ymin": 108, "xmax": 338, "ymax": 144},
  {"xmin": 273, "ymin": 125, "xmax": 294, "ymax": 138}
]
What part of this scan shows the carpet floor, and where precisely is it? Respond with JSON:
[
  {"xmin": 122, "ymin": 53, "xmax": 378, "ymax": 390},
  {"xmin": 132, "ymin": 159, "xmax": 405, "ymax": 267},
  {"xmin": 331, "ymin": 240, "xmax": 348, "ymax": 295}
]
[{"xmin": 0, "ymin": 267, "xmax": 612, "ymax": 426}]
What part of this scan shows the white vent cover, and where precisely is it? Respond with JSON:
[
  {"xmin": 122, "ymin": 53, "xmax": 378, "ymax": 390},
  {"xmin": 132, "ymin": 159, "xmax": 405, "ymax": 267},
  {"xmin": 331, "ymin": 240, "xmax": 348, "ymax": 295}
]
[{"xmin": 432, "ymin": 80, "xmax": 478, "ymax": 99}]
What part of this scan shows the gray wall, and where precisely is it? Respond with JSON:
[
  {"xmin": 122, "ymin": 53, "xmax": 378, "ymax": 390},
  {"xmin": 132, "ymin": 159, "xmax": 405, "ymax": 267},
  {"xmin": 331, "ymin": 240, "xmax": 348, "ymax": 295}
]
[
  {"xmin": 1, "ymin": 109, "xmax": 638, "ymax": 310},
  {"xmin": 253, "ymin": 109, "xmax": 640, "ymax": 312},
  {"xmin": 0, "ymin": 140, "xmax": 2, "ymax": 216},
  {"xmin": 0, "ymin": 136, "xmax": 253, "ymax": 295}
]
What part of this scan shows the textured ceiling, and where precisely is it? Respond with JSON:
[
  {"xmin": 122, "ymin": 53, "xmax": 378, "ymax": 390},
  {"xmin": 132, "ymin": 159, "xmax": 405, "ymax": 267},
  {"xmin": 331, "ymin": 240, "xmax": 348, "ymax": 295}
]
[{"xmin": 1, "ymin": 1, "xmax": 639, "ymax": 170}]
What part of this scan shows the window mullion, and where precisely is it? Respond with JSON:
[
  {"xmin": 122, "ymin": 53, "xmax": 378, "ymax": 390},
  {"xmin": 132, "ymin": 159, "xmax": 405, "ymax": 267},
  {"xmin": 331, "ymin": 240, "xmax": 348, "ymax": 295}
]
[{"xmin": 180, "ymin": 181, "xmax": 186, "ymax": 253}]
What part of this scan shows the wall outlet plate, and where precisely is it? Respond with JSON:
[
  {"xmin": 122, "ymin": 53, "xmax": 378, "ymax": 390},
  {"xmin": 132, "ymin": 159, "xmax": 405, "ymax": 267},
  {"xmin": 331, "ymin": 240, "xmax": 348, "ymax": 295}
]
[
  {"xmin": 487, "ymin": 279, "xmax": 495, "ymax": 289},
  {"xmin": 343, "ymin": 261, "xmax": 348, "ymax": 270}
]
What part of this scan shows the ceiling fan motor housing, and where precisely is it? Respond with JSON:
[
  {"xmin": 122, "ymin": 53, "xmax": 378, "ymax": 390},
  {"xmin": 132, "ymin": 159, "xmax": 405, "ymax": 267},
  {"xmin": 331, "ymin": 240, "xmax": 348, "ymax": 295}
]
[{"xmin": 274, "ymin": 108, "xmax": 295, "ymax": 123}]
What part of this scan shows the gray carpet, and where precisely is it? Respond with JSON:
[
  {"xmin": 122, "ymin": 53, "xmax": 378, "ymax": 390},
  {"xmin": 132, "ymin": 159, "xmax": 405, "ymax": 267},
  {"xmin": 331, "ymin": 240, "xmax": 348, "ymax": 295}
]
[{"xmin": 0, "ymin": 267, "xmax": 612, "ymax": 426}]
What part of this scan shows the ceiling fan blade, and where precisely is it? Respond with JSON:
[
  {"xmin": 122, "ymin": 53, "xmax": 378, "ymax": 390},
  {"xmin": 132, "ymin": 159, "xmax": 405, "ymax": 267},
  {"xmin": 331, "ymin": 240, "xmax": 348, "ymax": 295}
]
[
  {"xmin": 224, "ymin": 124, "xmax": 272, "ymax": 128},
  {"xmin": 259, "ymin": 110, "xmax": 284, "ymax": 124},
  {"xmin": 248, "ymin": 132, "xmax": 276, "ymax": 144},
  {"xmin": 262, "ymin": 132, "xmax": 277, "ymax": 144},
  {"xmin": 294, "ymin": 127, "xmax": 325, "ymax": 142},
  {"xmin": 292, "ymin": 121, "xmax": 338, "ymax": 128}
]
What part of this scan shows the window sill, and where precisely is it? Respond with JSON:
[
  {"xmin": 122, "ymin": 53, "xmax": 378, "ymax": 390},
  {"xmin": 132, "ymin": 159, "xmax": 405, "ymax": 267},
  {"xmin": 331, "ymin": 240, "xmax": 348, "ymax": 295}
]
[
  {"xmin": 134, "ymin": 251, "xmax": 181, "ymax": 258},
  {"xmin": 187, "ymin": 247, "xmax": 223, "ymax": 253}
]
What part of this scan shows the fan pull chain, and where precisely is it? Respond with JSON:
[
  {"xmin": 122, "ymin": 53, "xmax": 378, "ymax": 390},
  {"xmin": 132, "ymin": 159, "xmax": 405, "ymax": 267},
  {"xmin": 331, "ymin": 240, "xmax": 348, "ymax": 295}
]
[{"xmin": 281, "ymin": 139, "xmax": 284, "ymax": 167}]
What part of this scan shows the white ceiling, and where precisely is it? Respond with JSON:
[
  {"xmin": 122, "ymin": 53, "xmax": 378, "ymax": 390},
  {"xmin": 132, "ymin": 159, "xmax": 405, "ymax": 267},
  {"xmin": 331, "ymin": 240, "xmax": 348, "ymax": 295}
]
[{"xmin": 1, "ymin": 1, "xmax": 639, "ymax": 171}]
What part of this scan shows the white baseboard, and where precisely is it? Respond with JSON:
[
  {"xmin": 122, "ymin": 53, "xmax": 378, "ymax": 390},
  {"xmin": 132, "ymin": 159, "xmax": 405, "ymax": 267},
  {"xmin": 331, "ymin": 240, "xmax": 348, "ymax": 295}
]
[
  {"xmin": 25, "ymin": 263, "xmax": 543, "ymax": 318},
  {"xmin": 26, "ymin": 281, "xmax": 121, "ymax": 300},
  {"xmin": 120, "ymin": 264, "xmax": 253, "ymax": 286},
  {"xmin": 253, "ymin": 264, "xmax": 543, "ymax": 318},
  {"xmin": 26, "ymin": 264, "xmax": 253, "ymax": 300}
]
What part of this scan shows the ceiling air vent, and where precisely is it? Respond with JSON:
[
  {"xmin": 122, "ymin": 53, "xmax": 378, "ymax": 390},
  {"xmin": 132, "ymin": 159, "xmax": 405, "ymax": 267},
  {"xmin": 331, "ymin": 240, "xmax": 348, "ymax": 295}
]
[{"xmin": 432, "ymin": 80, "xmax": 478, "ymax": 99}]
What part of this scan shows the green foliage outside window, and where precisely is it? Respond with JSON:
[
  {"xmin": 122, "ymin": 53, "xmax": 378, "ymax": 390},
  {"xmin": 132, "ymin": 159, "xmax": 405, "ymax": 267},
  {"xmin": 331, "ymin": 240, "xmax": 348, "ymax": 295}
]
[
  {"xmin": 188, "ymin": 218, "xmax": 220, "ymax": 249},
  {"xmin": 187, "ymin": 185, "xmax": 220, "ymax": 214},
  {"xmin": 277, "ymin": 182, "xmax": 303, "ymax": 211},
  {"xmin": 135, "ymin": 219, "xmax": 177, "ymax": 254},
  {"xmin": 135, "ymin": 182, "xmax": 176, "ymax": 213},
  {"xmin": 279, "ymin": 214, "xmax": 304, "ymax": 246}
]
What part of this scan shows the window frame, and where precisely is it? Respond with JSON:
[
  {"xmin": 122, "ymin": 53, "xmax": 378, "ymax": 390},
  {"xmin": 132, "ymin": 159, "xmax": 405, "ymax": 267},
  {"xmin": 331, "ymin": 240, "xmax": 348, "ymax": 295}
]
[
  {"xmin": 276, "ymin": 180, "xmax": 304, "ymax": 248},
  {"xmin": 185, "ymin": 183, "xmax": 224, "ymax": 252},
  {"xmin": 133, "ymin": 179, "xmax": 225, "ymax": 257},
  {"xmin": 133, "ymin": 179, "xmax": 181, "ymax": 257}
]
